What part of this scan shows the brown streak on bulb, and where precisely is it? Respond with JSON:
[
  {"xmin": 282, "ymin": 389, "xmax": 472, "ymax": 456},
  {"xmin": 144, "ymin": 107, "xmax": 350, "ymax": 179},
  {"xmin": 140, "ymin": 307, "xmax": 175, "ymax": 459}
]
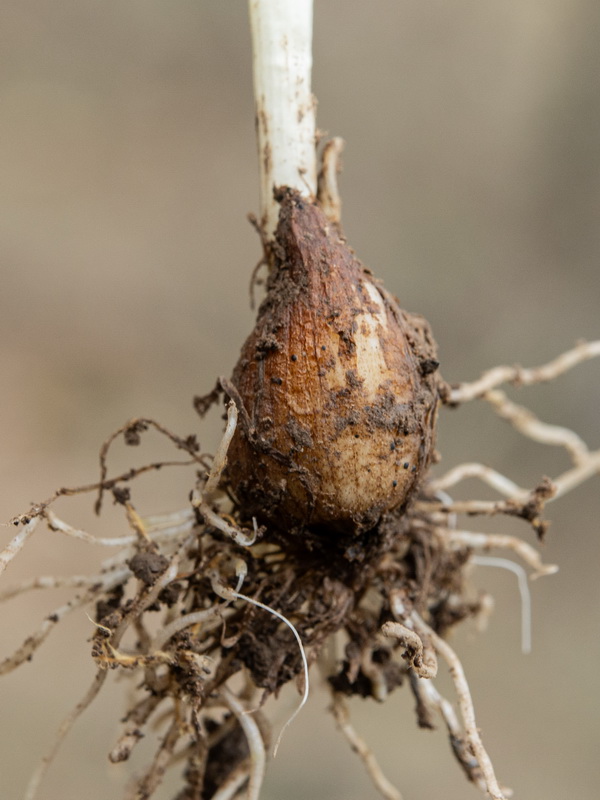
[{"xmin": 228, "ymin": 187, "xmax": 439, "ymax": 532}]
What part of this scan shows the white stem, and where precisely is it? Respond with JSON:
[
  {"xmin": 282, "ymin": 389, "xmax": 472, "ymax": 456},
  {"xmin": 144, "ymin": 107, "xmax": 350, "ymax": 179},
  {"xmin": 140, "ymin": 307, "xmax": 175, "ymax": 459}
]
[{"xmin": 249, "ymin": 0, "xmax": 317, "ymax": 241}]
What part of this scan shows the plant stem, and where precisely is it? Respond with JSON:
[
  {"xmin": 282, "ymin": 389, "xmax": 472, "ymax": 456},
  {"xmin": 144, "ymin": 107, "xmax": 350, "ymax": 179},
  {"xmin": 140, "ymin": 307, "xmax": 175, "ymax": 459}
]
[{"xmin": 248, "ymin": 0, "xmax": 317, "ymax": 242}]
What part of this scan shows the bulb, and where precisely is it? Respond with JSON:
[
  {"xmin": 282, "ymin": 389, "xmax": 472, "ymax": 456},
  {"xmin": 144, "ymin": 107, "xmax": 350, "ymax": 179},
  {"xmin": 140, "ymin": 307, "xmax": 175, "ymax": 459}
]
[{"xmin": 227, "ymin": 188, "xmax": 439, "ymax": 531}]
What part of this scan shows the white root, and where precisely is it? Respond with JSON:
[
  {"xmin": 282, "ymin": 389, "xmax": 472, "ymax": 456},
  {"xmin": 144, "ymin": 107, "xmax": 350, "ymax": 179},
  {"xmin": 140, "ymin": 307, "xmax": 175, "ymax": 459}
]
[
  {"xmin": 249, "ymin": 0, "xmax": 317, "ymax": 241},
  {"xmin": 331, "ymin": 693, "xmax": 404, "ymax": 800},
  {"xmin": 360, "ymin": 648, "xmax": 390, "ymax": 702},
  {"xmin": 109, "ymin": 693, "xmax": 164, "ymax": 764},
  {"xmin": 549, "ymin": 447, "xmax": 600, "ymax": 499},
  {"xmin": 0, "ymin": 568, "xmax": 130, "ymax": 675},
  {"xmin": 221, "ymin": 686, "xmax": 266, "ymax": 800},
  {"xmin": 0, "ymin": 517, "xmax": 39, "ymax": 576},
  {"xmin": 126, "ymin": 715, "xmax": 181, "ymax": 800},
  {"xmin": 381, "ymin": 621, "xmax": 438, "ymax": 679},
  {"xmin": 193, "ymin": 401, "xmax": 256, "ymax": 547},
  {"xmin": 317, "ymin": 136, "xmax": 345, "ymax": 224},
  {"xmin": 45, "ymin": 509, "xmax": 139, "ymax": 547},
  {"xmin": 410, "ymin": 675, "xmax": 489, "ymax": 794},
  {"xmin": 0, "ymin": 599, "xmax": 79, "ymax": 676},
  {"xmin": 470, "ymin": 556, "xmax": 532, "ymax": 655},
  {"xmin": 448, "ymin": 339, "xmax": 600, "ymax": 403},
  {"xmin": 414, "ymin": 675, "xmax": 462, "ymax": 737},
  {"xmin": 212, "ymin": 575, "xmax": 309, "ymax": 757},
  {"xmin": 24, "ymin": 670, "xmax": 108, "ymax": 800},
  {"xmin": 0, "ymin": 572, "xmax": 119, "ymax": 604},
  {"xmin": 411, "ymin": 612, "xmax": 508, "ymax": 800},
  {"xmin": 203, "ymin": 401, "xmax": 239, "ymax": 498},
  {"xmin": 484, "ymin": 389, "xmax": 589, "ymax": 464},
  {"xmin": 391, "ymin": 595, "xmax": 500, "ymax": 796},
  {"xmin": 197, "ymin": 505, "xmax": 256, "ymax": 547},
  {"xmin": 418, "ymin": 498, "xmax": 520, "ymax": 517},
  {"xmin": 386, "ymin": 591, "xmax": 438, "ymax": 679},
  {"xmin": 210, "ymin": 759, "xmax": 252, "ymax": 800},
  {"xmin": 24, "ymin": 556, "xmax": 182, "ymax": 800},
  {"xmin": 425, "ymin": 449, "xmax": 600, "ymax": 524},
  {"xmin": 439, "ymin": 527, "xmax": 558, "ymax": 579},
  {"xmin": 143, "ymin": 508, "xmax": 195, "ymax": 534},
  {"xmin": 150, "ymin": 605, "xmax": 227, "ymax": 654},
  {"xmin": 429, "ymin": 462, "xmax": 525, "ymax": 498}
]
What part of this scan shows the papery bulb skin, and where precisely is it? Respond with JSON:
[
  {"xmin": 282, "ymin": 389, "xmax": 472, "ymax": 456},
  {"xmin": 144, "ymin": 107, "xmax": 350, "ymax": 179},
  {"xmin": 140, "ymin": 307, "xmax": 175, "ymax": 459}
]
[{"xmin": 228, "ymin": 188, "xmax": 439, "ymax": 532}]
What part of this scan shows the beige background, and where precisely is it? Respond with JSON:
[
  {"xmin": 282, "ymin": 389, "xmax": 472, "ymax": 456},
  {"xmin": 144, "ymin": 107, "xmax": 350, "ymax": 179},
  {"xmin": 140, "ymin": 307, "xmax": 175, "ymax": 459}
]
[{"xmin": 1, "ymin": 2, "xmax": 599, "ymax": 798}]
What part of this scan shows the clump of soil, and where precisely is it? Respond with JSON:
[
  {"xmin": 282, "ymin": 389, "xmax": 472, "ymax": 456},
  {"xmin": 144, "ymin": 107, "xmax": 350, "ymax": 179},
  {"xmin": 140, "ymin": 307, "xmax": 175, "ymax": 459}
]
[{"xmin": 209, "ymin": 502, "xmax": 474, "ymax": 697}]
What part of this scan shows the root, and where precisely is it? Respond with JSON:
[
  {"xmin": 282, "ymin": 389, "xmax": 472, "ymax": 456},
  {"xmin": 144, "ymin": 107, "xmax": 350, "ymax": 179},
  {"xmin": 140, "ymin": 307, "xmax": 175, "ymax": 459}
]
[
  {"xmin": 193, "ymin": 402, "xmax": 257, "ymax": 547},
  {"xmin": 95, "ymin": 417, "xmax": 206, "ymax": 514},
  {"xmin": 210, "ymin": 759, "xmax": 252, "ymax": 800},
  {"xmin": 331, "ymin": 693, "xmax": 403, "ymax": 800},
  {"xmin": 2, "ymin": 340, "xmax": 598, "ymax": 799},
  {"xmin": 409, "ymin": 674, "xmax": 488, "ymax": 793},
  {"xmin": 438, "ymin": 527, "xmax": 558, "ymax": 579},
  {"xmin": 387, "ymin": 589, "xmax": 508, "ymax": 798},
  {"xmin": 125, "ymin": 712, "xmax": 182, "ymax": 800},
  {"xmin": 109, "ymin": 693, "xmax": 165, "ymax": 764},
  {"xmin": 150, "ymin": 605, "xmax": 227, "ymax": 654},
  {"xmin": 45, "ymin": 509, "xmax": 140, "ymax": 547},
  {"xmin": 0, "ymin": 572, "xmax": 115, "ymax": 604},
  {"xmin": 221, "ymin": 687, "xmax": 266, "ymax": 800},
  {"xmin": 418, "ymin": 482, "xmax": 555, "ymax": 538},
  {"xmin": 553, "ymin": 448, "xmax": 600, "ymax": 498},
  {"xmin": 429, "ymin": 463, "xmax": 524, "ymax": 498},
  {"xmin": 0, "ymin": 518, "xmax": 39, "ymax": 576},
  {"xmin": 380, "ymin": 621, "xmax": 437, "ymax": 679},
  {"xmin": 440, "ymin": 342, "xmax": 600, "ymax": 542},
  {"xmin": 0, "ymin": 567, "xmax": 130, "ymax": 675},
  {"xmin": 410, "ymin": 612, "xmax": 508, "ymax": 800},
  {"xmin": 24, "ymin": 669, "xmax": 108, "ymax": 800},
  {"xmin": 317, "ymin": 136, "xmax": 345, "ymax": 224},
  {"xmin": 470, "ymin": 556, "xmax": 531, "ymax": 654},
  {"xmin": 9, "ymin": 458, "xmax": 198, "ymax": 529},
  {"xmin": 484, "ymin": 389, "xmax": 589, "ymax": 464},
  {"xmin": 447, "ymin": 339, "xmax": 600, "ymax": 402},
  {"xmin": 213, "ymin": 576, "xmax": 310, "ymax": 757},
  {"xmin": 25, "ymin": 555, "xmax": 182, "ymax": 799}
]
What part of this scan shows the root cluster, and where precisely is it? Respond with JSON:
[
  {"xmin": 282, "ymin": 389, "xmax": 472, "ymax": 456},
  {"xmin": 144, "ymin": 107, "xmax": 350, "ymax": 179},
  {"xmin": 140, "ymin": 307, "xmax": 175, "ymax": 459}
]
[{"xmin": 2, "ymin": 340, "xmax": 599, "ymax": 800}]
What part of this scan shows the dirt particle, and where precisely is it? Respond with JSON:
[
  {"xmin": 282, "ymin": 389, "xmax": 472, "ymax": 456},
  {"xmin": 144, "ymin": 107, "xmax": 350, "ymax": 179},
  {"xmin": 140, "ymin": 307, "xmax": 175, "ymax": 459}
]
[
  {"xmin": 124, "ymin": 420, "xmax": 148, "ymax": 446},
  {"xmin": 128, "ymin": 552, "xmax": 169, "ymax": 585},
  {"xmin": 112, "ymin": 486, "xmax": 131, "ymax": 505},
  {"xmin": 337, "ymin": 327, "xmax": 356, "ymax": 355},
  {"xmin": 364, "ymin": 394, "xmax": 412, "ymax": 433},
  {"xmin": 420, "ymin": 358, "xmax": 440, "ymax": 376},
  {"xmin": 345, "ymin": 369, "xmax": 363, "ymax": 389},
  {"xmin": 285, "ymin": 418, "xmax": 313, "ymax": 450},
  {"xmin": 159, "ymin": 581, "xmax": 182, "ymax": 607}
]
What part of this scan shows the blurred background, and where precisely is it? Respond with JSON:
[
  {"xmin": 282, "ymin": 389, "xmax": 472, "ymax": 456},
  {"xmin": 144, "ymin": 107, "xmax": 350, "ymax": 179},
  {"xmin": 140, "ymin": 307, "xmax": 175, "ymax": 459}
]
[{"xmin": 1, "ymin": 1, "xmax": 599, "ymax": 798}]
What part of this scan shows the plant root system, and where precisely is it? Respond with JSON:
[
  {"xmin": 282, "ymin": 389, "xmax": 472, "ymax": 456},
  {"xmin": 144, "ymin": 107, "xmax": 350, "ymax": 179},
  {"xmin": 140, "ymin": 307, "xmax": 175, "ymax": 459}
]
[{"xmin": 3, "ymin": 339, "xmax": 599, "ymax": 800}]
